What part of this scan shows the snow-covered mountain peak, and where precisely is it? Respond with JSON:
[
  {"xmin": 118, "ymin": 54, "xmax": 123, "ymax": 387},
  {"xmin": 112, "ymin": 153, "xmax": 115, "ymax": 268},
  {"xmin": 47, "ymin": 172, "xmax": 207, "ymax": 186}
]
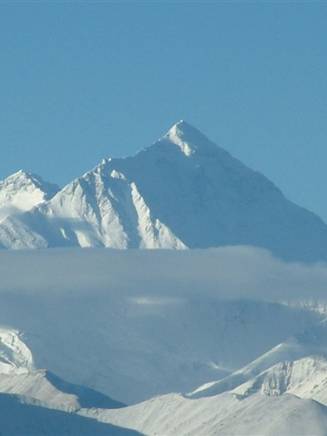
[
  {"xmin": 4, "ymin": 170, "xmax": 40, "ymax": 186},
  {"xmin": 1, "ymin": 170, "xmax": 58, "ymax": 196},
  {"xmin": 163, "ymin": 120, "xmax": 216, "ymax": 156},
  {"xmin": 0, "ymin": 171, "xmax": 59, "ymax": 222},
  {"xmin": 2, "ymin": 122, "xmax": 327, "ymax": 260},
  {"xmin": 166, "ymin": 119, "xmax": 202, "ymax": 140},
  {"xmin": 6, "ymin": 169, "xmax": 29, "ymax": 179}
]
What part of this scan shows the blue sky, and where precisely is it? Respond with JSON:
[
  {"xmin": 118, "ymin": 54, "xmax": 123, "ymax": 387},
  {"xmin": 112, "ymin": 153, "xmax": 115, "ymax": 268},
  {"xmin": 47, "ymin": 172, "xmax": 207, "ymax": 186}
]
[{"xmin": 1, "ymin": 1, "xmax": 327, "ymax": 220}]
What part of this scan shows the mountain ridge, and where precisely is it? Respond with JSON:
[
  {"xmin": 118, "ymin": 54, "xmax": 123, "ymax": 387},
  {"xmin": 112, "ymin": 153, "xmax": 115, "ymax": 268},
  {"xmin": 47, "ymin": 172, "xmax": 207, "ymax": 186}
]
[
  {"xmin": 0, "ymin": 170, "xmax": 59, "ymax": 223},
  {"xmin": 1, "ymin": 121, "xmax": 327, "ymax": 261}
]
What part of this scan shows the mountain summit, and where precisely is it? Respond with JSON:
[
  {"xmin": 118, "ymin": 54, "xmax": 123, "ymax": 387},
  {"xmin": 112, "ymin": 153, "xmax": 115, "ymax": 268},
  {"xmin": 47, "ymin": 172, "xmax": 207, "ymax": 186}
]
[
  {"xmin": 161, "ymin": 120, "xmax": 217, "ymax": 156},
  {"xmin": 0, "ymin": 171, "xmax": 58, "ymax": 222},
  {"xmin": 0, "ymin": 121, "xmax": 327, "ymax": 261}
]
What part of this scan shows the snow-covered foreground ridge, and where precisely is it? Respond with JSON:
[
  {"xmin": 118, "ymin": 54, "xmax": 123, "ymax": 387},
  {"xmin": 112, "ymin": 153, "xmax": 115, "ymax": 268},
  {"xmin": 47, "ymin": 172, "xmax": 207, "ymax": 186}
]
[
  {"xmin": 83, "ymin": 321, "xmax": 327, "ymax": 435},
  {"xmin": 3, "ymin": 325, "xmax": 326, "ymax": 436},
  {"xmin": 1, "ymin": 120, "xmax": 327, "ymax": 260},
  {"xmin": 1, "ymin": 249, "xmax": 327, "ymax": 434},
  {"xmin": 2, "ymin": 286, "xmax": 327, "ymax": 435},
  {"xmin": 0, "ymin": 327, "xmax": 138, "ymax": 435}
]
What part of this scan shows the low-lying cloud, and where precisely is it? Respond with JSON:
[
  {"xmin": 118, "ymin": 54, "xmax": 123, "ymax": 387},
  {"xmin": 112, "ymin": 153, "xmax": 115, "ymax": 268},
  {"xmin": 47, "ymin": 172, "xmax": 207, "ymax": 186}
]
[{"xmin": 1, "ymin": 246, "xmax": 327, "ymax": 302}]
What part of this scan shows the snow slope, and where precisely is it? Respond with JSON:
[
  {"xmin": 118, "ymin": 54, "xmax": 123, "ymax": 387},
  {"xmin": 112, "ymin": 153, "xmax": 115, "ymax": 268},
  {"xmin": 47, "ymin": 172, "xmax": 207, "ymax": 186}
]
[
  {"xmin": 0, "ymin": 170, "xmax": 58, "ymax": 222},
  {"xmin": 0, "ymin": 328, "xmax": 124, "ymax": 411},
  {"xmin": 190, "ymin": 322, "xmax": 327, "ymax": 399},
  {"xmin": 0, "ymin": 393, "xmax": 138, "ymax": 436},
  {"xmin": 80, "ymin": 325, "xmax": 327, "ymax": 436},
  {"xmin": 231, "ymin": 356, "xmax": 327, "ymax": 405},
  {"xmin": 2, "ymin": 319, "xmax": 327, "ymax": 436},
  {"xmin": 0, "ymin": 327, "xmax": 137, "ymax": 434},
  {"xmin": 1, "ymin": 121, "xmax": 327, "ymax": 260},
  {"xmin": 2, "ymin": 317, "xmax": 327, "ymax": 436},
  {"xmin": 83, "ymin": 391, "xmax": 327, "ymax": 436}
]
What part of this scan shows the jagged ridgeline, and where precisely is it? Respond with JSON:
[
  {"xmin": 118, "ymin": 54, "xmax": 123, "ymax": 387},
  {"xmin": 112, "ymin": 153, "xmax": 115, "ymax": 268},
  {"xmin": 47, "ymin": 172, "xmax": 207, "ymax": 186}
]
[{"xmin": 1, "ymin": 121, "xmax": 327, "ymax": 261}]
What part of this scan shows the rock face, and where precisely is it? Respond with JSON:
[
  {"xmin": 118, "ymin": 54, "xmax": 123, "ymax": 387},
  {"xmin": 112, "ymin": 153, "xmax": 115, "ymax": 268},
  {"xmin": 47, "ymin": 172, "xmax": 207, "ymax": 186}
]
[{"xmin": 1, "ymin": 120, "xmax": 327, "ymax": 261}]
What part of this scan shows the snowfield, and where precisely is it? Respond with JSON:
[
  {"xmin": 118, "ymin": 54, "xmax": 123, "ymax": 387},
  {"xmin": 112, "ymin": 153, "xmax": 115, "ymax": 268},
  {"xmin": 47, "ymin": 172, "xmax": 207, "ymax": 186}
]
[{"xmin": 82, "ymin": 391, "xmax": 327, "ymax": 436}]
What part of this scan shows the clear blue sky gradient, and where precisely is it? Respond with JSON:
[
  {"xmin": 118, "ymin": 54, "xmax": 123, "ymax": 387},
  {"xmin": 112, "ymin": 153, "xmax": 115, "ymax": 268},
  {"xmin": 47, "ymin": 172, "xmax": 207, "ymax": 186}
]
[{"xmin": 1, "ymin": 2, "xmax": 327, "ymax": 220}]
